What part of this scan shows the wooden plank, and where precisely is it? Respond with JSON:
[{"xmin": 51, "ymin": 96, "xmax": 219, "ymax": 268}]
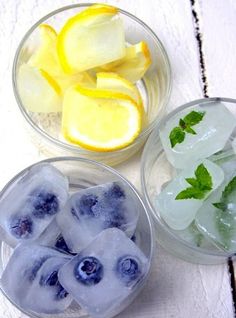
[
  {"xmin": 0, "ymin": 0, "xmax": 233, "ymax": 317},
  {"xmin": 197, "ymin": 0, "xmax": 236, "ymax": 300}
]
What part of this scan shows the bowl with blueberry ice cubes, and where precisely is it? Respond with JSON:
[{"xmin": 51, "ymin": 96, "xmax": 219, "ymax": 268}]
[
  {"xmin": 141, "ymin": 97, "xmax": 236, "ymax": 264},
  {"xmin": 0, "ymin": 157, "xmax": 154, "ymax": 318}
]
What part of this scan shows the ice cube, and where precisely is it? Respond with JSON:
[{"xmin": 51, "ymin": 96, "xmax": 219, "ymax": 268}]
[
  {"xmin": 172, "ymin": 222, "xmax": 215, "ymax": 248},
  {"xmin": 156, "ymin": 159, "xmax": 224, "ymax": 230},
  {"xmin": 160, "ymin": 102, "xmax": 236, "ymax": 169},
  {"xmin": 57, "ymin": 182, "xmax": 139, "ymax": 252},
  {"xmin": 196, "ymin": 176, "xmax": 236, "ymax": 251},
  {"xmin": 58, "ymin": 228, "xmax": 148, "ymax": 318},
  {"xmin": 0, "ymin": 243, "xmax": 73, "ymax": 314},
  {"xmin": 37, "ymin": 221, "xmax": 75, "ymax": 255},
  {"xmin": 0, "ymin": 163, "xmax": 69, "ymax": 247}
]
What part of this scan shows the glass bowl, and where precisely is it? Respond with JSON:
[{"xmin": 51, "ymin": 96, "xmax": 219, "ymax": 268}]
[
  {"xmin": 0, "ymin": 157, "xmax": 154, "ymax": 318},
  {"xmin": 12, "ymin": 3, "xmax": 171, "ymax": 166},
  {"xmin": 141, "ymin": 97, "xmax": 236, "ymax": 264}
]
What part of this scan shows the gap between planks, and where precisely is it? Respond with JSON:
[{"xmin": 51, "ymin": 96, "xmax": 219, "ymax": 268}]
[{"xmin": 190, "ymin": 0, "xmax": 236, "ymax": 314}]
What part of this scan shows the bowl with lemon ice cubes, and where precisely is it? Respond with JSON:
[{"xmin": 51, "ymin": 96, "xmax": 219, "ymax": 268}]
[
  {"xmin": 141, "ymin": 97, "xmax": 236, "ymax": 264},
  {"xmin": 13, "ymin": 3, "xmax": 171, "ymax": 165}
]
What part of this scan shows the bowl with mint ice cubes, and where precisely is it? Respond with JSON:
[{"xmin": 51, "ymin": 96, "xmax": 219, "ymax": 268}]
[
  {"xmin": 0, "ymin": 157, "xmax": 154, "ymax": 318},
  {"xmin": 141, "ymin": 97, "xmax": 236, "ymax": 264}
]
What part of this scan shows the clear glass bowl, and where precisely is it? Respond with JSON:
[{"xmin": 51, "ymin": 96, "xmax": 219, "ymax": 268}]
[
  {"xmin": 12, "ymin": 3, "xmax": 171, "ymax": 166},
  {"xmin": 141, "ymin": 97, "xmax": 236, "ymax": 264},
  {"xmin": 0, "ymin": 157, "xmax": 154, "ymax": 318}
]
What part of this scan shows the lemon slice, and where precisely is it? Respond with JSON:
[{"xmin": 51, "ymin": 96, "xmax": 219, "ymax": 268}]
[
  {"xmin": 96, "ymin": 72, "xmax": 143, "ymax": 108},
  {"xmin": 17, "ymin": 63, "xmax": 62, "ymax": 112},
  {"xmin": 57, "ymin": 5, "xmax": 125, "ymax": 73},
  {"xmin": 28, "ymin": 24, "xmax": 63, "ymax": 77},
  {"xmin": 62, "ymin": 85, "xmax": 141, "ymax": 151},
  {"xmin": 101, "ymin": 41, "xmax": 151, "ymax": 82}
]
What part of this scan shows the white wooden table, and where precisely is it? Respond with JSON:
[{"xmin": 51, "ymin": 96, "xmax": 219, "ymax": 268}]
[{"xmin": 0, "ymin": 0, "xmax": 235, "ymax": 317}]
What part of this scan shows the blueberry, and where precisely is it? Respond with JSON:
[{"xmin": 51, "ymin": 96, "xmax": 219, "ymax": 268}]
[
  {"xmin": 26, "ymin": 256, "xmax": 49, "ymax": 281},
  {"xmin": 40, "ymin": 269, "xmax": 68, "ymax": 300},
  {"xmin": 104, "ymin": 183, "xmax": 125, "ymax": 201},
  {"xmin": 116, "ymin": 256, "xmax": 140, "ymax": 286},
  {"xmin": 76, "ymin": 194, "xmax": 98, "ymax": 217},
  {"xmin": 10, "ymin": 215, "xmax": 33, "ymax": 239},
  {"xmin": 74, "ymin": 256, "xmax": 103, "ymax": 286},
  {"xmin": 30, "ymin": 189, "xmax": 59, "ymax": 218},
  {"xmin": 55, "ymin": 235, "xmax": 76, "ymax": 255}
]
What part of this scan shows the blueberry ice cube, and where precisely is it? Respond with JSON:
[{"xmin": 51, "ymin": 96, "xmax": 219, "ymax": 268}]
[
  {"xmin": 58, "ymin": 228, "xmax": 148, "ymax": 318},
  {"xmin": 23, "ymin": 257, "xmax": 73, "ymax": 313},
  {"xmin": 0, "ymin": 163, "xmax": 69, "ymax": 247},
  {"xmin": 57, "ymin": 182, "xmax": 139, "ymax": 252},
  {"xmin": 160, "ymin": 102, "xmax": 236, "ymax": 169},
  {"xmin": 156, "ymin": 159, "xmax": 224, "ymax": 230},
  {"xmin": 0, "ymin": 243, "xmax": 72, "ymax": 314},
  {"xmin": 196, "ymin": 176, "xmax": 236, "ymax": 251}
]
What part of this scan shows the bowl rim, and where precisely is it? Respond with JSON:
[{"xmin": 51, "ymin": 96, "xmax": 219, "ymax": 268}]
[
  {"xmin": 141, "ymin": 96, "xmax": 236, "ymax": 258},
  {"xmin": 0, "ymin": 156, "xmax": 155, "ymax": 317},
  {"xmin": 12, "ymin": 2, "xmax": 172, "ymax": 156}
]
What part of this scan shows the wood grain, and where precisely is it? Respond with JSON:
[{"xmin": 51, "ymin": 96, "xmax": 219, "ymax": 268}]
[
  {"xmin": 0, "ymin": 1, "xmax": 234, "ymax": 317},
  {"xmin": 197, "ymin": 0, "xmax": 236, "ymax": 296}
]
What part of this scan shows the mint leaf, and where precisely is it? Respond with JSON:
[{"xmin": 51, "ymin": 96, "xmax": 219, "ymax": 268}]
[
  {"xmin": 212, "ymin": 202, "xmax": 227, "ymax": 210},
  {"xmin": 169, "ymin": 110, "xmax": 205, "ymax": 148},
  {"xmin": 169, "ymin": 127, "xmax": 185, "ymax": 148},
  {"xmin": 184, "ymin": 126, "xmax": 196, "ymax": 135},
  {"xmin": 183, "ymin": 111, "xmax": 205, "ymax": 126},
  {"xmin": 175, "ymin": 163, "xmax": 212, "ymax": 200},
  {"xmin": 195, "ymin": 163, "xmax": 213, "ymax": 191},
  {"xmin": 185, "ymin": 177, "xmax": 199, "ymax": 188},
  {"xmin": 179, "ymin": 118, "xmax": 186, "ymax": 130},
  {"xmin": 175, "ymin": 187, "xmax": 204, "ymax": 200},
  {"xmin": 221, "ymin": 176, "xmax": 236, "ymax": 200}
]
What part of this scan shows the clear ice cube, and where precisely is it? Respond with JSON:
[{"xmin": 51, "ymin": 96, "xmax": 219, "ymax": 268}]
[
  {"xmin": 0, "ymin": 243, "xmax": 73, "ymax": 314},
  {"xmin": 196, "ymin": 176, "xmax": 236, "ymax": 252},
  {"xmin": 156, "ymin": 159, "xmax": 224, "ymax": 230},
  {"xmin": 172, "ymin": 222, "xmax": 215, "ymax": 248},
  {"xmin": 0, "ymin": 163, "xmax": 69, "ymax": 247},
  {"xmin": 160, "ymin": 102, "xmax": 236, "ymax": 169},
  {"xmin": 57, "ymin": 182, "xmax": 139, "ymax": 252},
  {"xmin": 58, "ymin": 228, "xmax": 148, "ymax": 318}
]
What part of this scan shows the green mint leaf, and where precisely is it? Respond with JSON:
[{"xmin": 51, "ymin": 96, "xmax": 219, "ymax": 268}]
[
  {"xmin": 179, "ymin": 118, "xmax": 186, "ymax": 130},
  {"xmin": 195, "ymin": 163, "xmax": 213, "ymax": 191},
  {"xmin": 183, "ymin": 111, "xmax": 205, "ymax": 126},
  {"xmin": 169, "ymin": 127, "xmax": 185, "ymax": 148},
  {"xmin": 212, "ymin": 202, "xmax": 227, "ymax": 210},
  {"xmin": 175, "ymin": 187, "xmax": 204, "ymax": 200},
  {"xmin": 221, "ymin": 176, "xmax": 236, "ymax": 200},
  {"xmin": 184, "ymin": 126, "xmax": 196, "ymax": 135},
  {"xmin": 176, "ymin": 163, "xmax": 212, "ymax": 200},
  {"xmin": 185, "ymin": 177, "xmax": 199, "ymax": 188}
]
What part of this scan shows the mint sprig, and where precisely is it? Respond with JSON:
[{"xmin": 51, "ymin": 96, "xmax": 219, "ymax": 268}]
[
  {"xmin": 212, "ymin": 176, "xmax": 236, "ymax": 250},
  {"xmin": 175, "ymin": 163, "xmax": 213, "ymax": 200},
  {"xmin": 169, "ymin": 110, "xmax": 205, "ymax": 148}
]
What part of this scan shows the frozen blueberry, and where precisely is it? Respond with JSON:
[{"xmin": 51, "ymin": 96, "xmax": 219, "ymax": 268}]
[
  {"xmin": 104, "ymin": 183, "xmax": 125, "ymax": 201},
  {"xmin": 74, "ymin": 257, "xmax": 103, "ymax": 286},
  {"xmin": 76, "ymin": 194, "xmax": 98, "ymax": 217},
  {"xmin": 55, "ymin": 235, "xmax": 75, "ymax": 255},
  {"xmin": 40, "ymin": 270, "xmax": 69, "ymax": 300},
  {"xmin": 116, "ymin": 256, "xmax": 140, "ymax": 286},
  {"xmin": 30, "ymin": 190, "xmax": 59, "ymax": 218},
  {"xmin": 10, "ymin": 215, "xmax": 33, "ymax": 239}
]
